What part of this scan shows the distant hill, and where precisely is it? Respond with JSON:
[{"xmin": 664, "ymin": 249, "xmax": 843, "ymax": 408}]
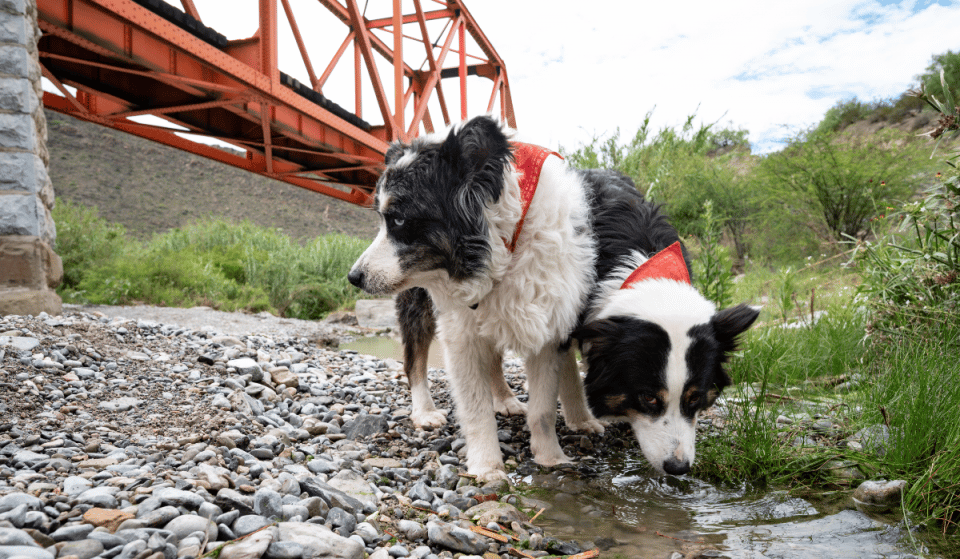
[{"xmin": 45, "ymin": 109, "xmax": 379, "ymax": 242}]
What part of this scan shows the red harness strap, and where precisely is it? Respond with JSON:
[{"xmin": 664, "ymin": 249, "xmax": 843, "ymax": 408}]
[
  {"xmin": 505, "ymin": 142, "xmax": 562, "ymax": 252},
  {"xmin": 620, "ymin": 241, "xmax": 691, "ymax": 289}
]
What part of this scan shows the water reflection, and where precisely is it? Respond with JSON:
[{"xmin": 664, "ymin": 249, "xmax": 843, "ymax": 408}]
[{"xmin": 514, "ymin": 448, "xmax": 921, "ymax": 559}]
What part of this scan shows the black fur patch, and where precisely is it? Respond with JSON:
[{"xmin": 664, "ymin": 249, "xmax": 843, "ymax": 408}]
[
  {"xmin": 376, "ymin": 116, "xmax": 514, "ymax": 281},
  {"xmin": 574, "ymin": 316, "xmax": 670, "ymax": 418}
]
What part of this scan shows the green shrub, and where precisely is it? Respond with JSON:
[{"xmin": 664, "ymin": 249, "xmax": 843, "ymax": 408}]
[
  {"xmin": 51, "ymin": 199, "xmax": 129, "ymax": 292},
  {"xmin": 53, "ymin": 208, "xmax": 370, "ymax": 319}
]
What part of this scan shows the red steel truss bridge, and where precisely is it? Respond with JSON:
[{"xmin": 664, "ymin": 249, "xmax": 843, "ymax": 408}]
[{"xmin": 36, "ymin": 0, "xmax": 516, "ymax": 206}]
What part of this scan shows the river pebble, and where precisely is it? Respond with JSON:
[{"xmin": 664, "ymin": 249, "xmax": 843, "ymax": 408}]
[{"xmin": 0, "ymin": 309, "xmax": 609, "ymax": 559}]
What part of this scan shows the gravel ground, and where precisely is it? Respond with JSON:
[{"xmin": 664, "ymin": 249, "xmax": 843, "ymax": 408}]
[{"xmin": 0, "ymin": 305, "xmax": 621, "ymax": 559}]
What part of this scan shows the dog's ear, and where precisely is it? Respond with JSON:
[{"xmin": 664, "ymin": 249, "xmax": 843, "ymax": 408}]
[
  {"xmin": 384, "ymin": 142, "xmax": 407, "ymax": 166},
  {"xmin": 438, "ymin": 116, "xmax": 511, "ymax": 202},
  {"xmin": 572, "ymin": 318, "xmax": 622, "ymax": 346},
  {"xmin": 711, "ymin": 303, "xmax": 760, "ymax": 357}
]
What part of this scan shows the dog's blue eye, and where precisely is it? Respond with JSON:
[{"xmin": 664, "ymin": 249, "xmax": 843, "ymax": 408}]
[{"xmin": 392, "ymin": 217, "xmax": 405, "ymax": 227}]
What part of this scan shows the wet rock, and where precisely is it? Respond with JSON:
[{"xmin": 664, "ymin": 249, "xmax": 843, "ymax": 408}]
[
  {"xmin": 853, "ymin": 479, "xmax": 907, "ymax": 512},
  {"xmin": 463, "ymin": 501, "xmax": 527, "ymax": 527}
]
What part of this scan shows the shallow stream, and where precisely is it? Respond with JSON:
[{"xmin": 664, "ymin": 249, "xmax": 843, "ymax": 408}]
[{"xmin": 342, "ymin": 335, "xmax": 928, "ymax": 558}]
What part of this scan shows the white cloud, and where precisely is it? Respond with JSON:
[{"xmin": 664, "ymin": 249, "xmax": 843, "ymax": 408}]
[{"xmin": 165, "ymin": 0, "xmax": 960, "ymax": 154}]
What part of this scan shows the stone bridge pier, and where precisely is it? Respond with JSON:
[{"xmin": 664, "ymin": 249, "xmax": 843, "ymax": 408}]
[{"xmin": 0, "ymin": 0, "xmax": 62, "ymax": 316}]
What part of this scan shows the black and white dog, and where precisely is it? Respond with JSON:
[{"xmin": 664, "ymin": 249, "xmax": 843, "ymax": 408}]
[
  {"xmin": 573, "ymin": 171, "xmax": 759, "ymax": 475},
  {"xmin": 349, "ymin": 116, "xmax": 604, "ymax": 481},
  {"xmin": 349, "ymin": 115, "xmax": 758, "ymax": 479}
]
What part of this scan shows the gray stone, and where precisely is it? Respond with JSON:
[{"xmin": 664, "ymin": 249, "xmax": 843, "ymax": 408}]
[
  {"xmin": 254, "ymin": 489, "xmax": 284, "ymax": 520},
  {"xmin": 434, "ymin": 465, "xmax": 459, "ymax": 490},
  {"xmin": 0, "ymin": 193, "xmax": 44, "ymax": 237},
  {"xmin": 353, "ymin": 522, "xmax": 379, "ymax": 545},
  {"xmin": 426, "ymin": 521, "xmax": 487, "ymax": 555},
  {"xmin": 227, "ymin": 358, "xmax": 263, "ymax": 380},
  {"xmin": 0, "ymin": 0, "xmax": 26, "ymax": 15},
  {"xmin": 86, "ymin": 530, "xmax": 126, "ymax": 550},
  {"xmin": 0, "ymin": 113, "xmax": 34, "ymax": 150},
  {"xmin": 163, "ymin": 514, "xmax": 218, "ymax": 540},
  {"xmin": 0, "ymin": 9, "xmax": 29, "ymax": 44},
  {"xmin": 327, "ymin": 470, "xmax": 378, "ymax": 513},
  {"xmin": 396, "ymin": 520, "xmax": 426, "ymax": 542},
  {"xmin": 297, "ymin": 497, "xmax": 328, "ymax": 519},
  {"xmin": 406, "ymin": 481, "xmax": 434, "ymax": 503},
  {"xmin": 138, "ymin": 505, "xmax": 180, "ymax": 527},
  {"xmin": 388, "ymin": 544, "xmax": 410, "ymax": 557},
  {"xmin": 354, "ymin": 298, "xmax": 398, "ymax": 329},
  {"xmin": 852, "ymin": 479, "xmax": 907, "ymax": 512},
  {"xmin": 325, "ymin": 507, "xmax": 356, "ymax": 533},
  {"xmin": 233, "ymin": 514, "xmax": 272, "ymax": 537},
  {"xmin": 62, "ymin": 475, "xmax": 93, "ymax": 496},
  {"xmin": 0, "ymin": 45, "xmax": 29, "ymax": 78},
  {"xmin": 76, "ymin": 486, "xmax": 119, "ymax": 509},
  {"xmin": 345, "ymin": 414, "xmax": 389, "ymax": 439},
  {"xmin": 0, "ymin": 503, "xmax": 27, "ymax": 527},
  {"xmin": 463, "ymin": 501, "xmax": 527, "ymax": 527},
  {"xmin": 50, "ymin": 523, "xmax": 95, "ymax": 542},
  {"xmin": 264, "ymin": 541, "xmax": 303, "ymax": 559},
  {"xmin": 276, "ymin": 522, "xmax": 363, "ymax": 559},
  {"xmin": 58, "ymin": 538, "xmax": 104, "ymax": 559},
  {"xmin": 0, "ymin": 76, "xmax": 35, "ymax": 113},
  {"xmin": 367, "ymin": 548, "xmax": 392, "ymax": 559},
  {"xmin": 196, "ymin": 463, "xmax": 233, "ymax": 491},
  {"xmin": 299, "ymin": 477, "xmax": 364, "ymax": 515},
  {"xmin": 0, "ymin": 334, "xmax": 39, "ymax": 352},
  {"xmin": 117, "ymin": 539, "xmax": 147, "ymax": 559},
  {"xmin": 0, "ymin": 527, "xmax": 38, "ymax": 546},
  {"xmin": 306, "ymin": 458, "xmax": 336, "ymax": 475},
  {"xmin": 11, "ymin": 450, "xmax": 46, "ymax": 468},
  {"xmin": 154, "ymin": 487, "xmax": 205, "ymax": 509},
  {"xmin": 98, "ymin": 397, "xmax": 142, "ymax": 412},
  {"xmin": 0, "ymin": 492, "xmax": 41, "ymax": 513},
  {"xmin": 215, "ymin": 488, "xmax": 255, "ymax": 515},
  {"xmin": 0, "ymin": 545, "xmax": 54, "ymax": 559},
  {"xmin": 221, "ymin": 526, "xmax": 275, "ymax": 559},
  {"xmin": 280, "ymin": 504, "xmax": 309, "ymax": 522}
]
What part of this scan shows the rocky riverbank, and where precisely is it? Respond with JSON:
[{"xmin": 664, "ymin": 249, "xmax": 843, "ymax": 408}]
[{"xmin": 0, "ymin": 306, "xmax": 628, "ymax": 559}]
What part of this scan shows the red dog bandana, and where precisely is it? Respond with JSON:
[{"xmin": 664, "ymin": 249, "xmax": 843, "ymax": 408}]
[
  {"xmin": 620, "ymin": 241, "xmax": 691, "ymax": 289},
  {"xmin": 504, "ymin": 142, "xmax": 562, "ymax": 252}
]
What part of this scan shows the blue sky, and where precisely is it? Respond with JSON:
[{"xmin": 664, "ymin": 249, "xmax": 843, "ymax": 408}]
[{"xmin": 50, "ymin": 0, "xmax": 960, "ymax": 156}]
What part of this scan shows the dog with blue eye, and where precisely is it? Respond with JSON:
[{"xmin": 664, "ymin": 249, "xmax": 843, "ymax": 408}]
[{"xmin": 349, "ymin": 115, "xmax": 757, "ymax": 478}]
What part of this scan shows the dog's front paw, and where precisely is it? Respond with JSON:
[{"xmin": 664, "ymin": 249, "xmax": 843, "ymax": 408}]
[
  {"xmin": 566, "ymin": 418, "xmax": 606, "ymax": 434},
  {"xmin": 410, "ymin": 408, "xmax": 448, "ymax": 430},
  {"xmin": 494, "ymin": 396, "xmax": 527, "ymax": 417},
  {"xmin": 471, "ymin": 466, "xmax": 509, "ymax": 483},
  {"xmin": 533, "ymin": 450, "xmax": 575, "ymax": 468}
]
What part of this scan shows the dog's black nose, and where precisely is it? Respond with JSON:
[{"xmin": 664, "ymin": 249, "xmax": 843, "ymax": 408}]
[
  {"xmin": 347, "ymin": 269, "xmax": 365, "ymax": 289},
  {"xmin": 662, "ymin": 457, "xmax": 690, "ymax": 476}
]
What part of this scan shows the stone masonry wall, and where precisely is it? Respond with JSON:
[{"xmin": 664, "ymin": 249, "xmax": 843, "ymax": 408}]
[{"xmin": 0, "ymin": 0, "xmax": 62, "ymax": 315}]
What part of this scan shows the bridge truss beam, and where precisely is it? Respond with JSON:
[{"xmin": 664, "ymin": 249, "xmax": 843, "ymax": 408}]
[{"xmin": 36, "ymin": 0, "xmax": 516, "ymax": 206}]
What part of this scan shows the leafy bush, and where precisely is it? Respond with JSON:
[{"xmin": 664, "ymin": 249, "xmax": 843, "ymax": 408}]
[
  {"xmin": 917, "ymin": 50, "xmax": 960, "ymax": 113},
  {"xmin": 51, "ymin": 199, "xmax": 129, "ymax": 291},
  {"xmin": 758, "ymin": 128, "xmax": 926, "ymax": 242}
]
